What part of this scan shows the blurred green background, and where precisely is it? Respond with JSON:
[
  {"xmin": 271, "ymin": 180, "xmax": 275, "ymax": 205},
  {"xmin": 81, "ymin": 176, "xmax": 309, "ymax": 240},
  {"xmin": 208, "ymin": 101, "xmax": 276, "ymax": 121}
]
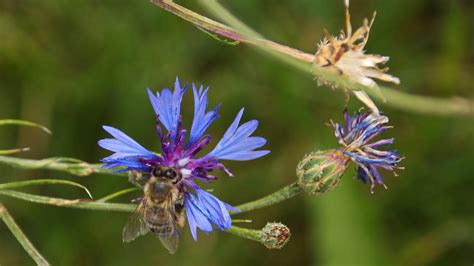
[{"xmin": 1, "ymin": 0, "xmax": 473, "ymax": 265}]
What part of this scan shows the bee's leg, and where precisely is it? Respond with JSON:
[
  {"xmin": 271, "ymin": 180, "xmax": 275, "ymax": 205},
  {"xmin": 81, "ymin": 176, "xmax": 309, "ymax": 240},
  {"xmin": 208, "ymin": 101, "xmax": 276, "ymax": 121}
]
[
  {"xmin": 174, "ymin": 195, "xmax": 185, "ymax": 227},
  {"xmin": 177, "ymin": 209, "xmax": 186, "ymax": 228},
  {"xmin": 128, "ymin": 171, "xmax": 150, "ymax": 188},
  {"xmin": 131, "ymin": 196, "xmax": 144, "ymax": 204}
]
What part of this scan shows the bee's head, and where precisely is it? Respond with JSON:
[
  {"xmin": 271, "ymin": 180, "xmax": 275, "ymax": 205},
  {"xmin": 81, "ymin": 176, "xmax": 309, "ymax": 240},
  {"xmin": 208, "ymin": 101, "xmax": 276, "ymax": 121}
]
[{"xmin": 151, "ymin": 166, "xmax": 181, "ymax": 184}]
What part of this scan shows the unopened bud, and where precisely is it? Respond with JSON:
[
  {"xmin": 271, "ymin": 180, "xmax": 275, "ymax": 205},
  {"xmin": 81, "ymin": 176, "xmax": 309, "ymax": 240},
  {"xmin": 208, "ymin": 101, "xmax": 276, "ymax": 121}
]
[
  {"xmin": 261, "ymin": 222, "xmax": 291, "ymax": 249},
  {"xmin": 296, "ymin": 150, "xmax": 348, "ymax": 195}
]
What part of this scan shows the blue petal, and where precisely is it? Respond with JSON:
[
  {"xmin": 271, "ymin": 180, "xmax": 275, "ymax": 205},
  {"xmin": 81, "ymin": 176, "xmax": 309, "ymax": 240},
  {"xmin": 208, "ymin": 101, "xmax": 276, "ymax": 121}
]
[
  {"xmin": 147, "ymin": 77, "xmax": 187, "ymax": 135},
  {"xmin": 195, "ymin": 188, "xmax": 232, "ymax": 231},
  {"xmin": 184, "ymin": 188, "xmax": 237, "ymax": 240},
  {"xmin": 187, "ymin": 84, "xmax": 220, "ymax": 147},
  {"xmin": 357, "ymin": 166, "xmax": 368, "ymax": 183},
  {"xmin": 184, "ymin": 199, "xmax": 199, "ymax": 240},
  {"xmin": 207, "ymin": 108, "xmax": 269, "ymax": 161},
  {"xmin": 101, "ymin": 156, "xmax": 152, "ymax": 172},
  {"xmin": 344, "ymin": 151, "xmax": 398, "ymax": 165},
  {"xmin": 100, "ymin": 126, "xmax": 154, "ymax": 156},
  {"xmin": 185, "ymin": 193, "xmax": 213, "ymax": 240},
  {"xmin": 98, "ymin": 126, "xmax": 158, "ymax": 171}
]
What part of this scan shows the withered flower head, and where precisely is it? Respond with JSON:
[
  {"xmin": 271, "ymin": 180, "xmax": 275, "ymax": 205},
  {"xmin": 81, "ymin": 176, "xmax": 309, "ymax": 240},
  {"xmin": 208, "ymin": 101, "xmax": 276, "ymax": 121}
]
[{"xmin": 314, "ymin": 0, "xmax": 400, "ymax": 105}]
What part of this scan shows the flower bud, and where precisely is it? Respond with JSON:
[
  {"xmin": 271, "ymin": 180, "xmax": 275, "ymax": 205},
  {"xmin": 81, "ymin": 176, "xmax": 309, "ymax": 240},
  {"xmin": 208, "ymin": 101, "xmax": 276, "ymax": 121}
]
[
  {"xmin": 296, "ymin": 150, "xmax": 348, "ymax": 195},
  {"xmin": 261, "ymin": 222, "xmax": 291, "ymax": 249}
]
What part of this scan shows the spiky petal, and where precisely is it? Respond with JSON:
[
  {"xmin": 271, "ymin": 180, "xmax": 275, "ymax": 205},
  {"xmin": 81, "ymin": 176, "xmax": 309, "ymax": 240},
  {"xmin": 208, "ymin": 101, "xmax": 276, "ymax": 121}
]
[{"xmin": 332, "ymin": 109, "xmax": 403, "ymax": 192}]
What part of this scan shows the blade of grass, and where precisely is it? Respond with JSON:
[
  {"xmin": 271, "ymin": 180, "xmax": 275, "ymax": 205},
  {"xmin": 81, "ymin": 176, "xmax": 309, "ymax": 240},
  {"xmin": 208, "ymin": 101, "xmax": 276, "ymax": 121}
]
[
  {"xmin": 0, "ymin": 203, "xmax": 50, "ymax": 266},
  {"xmin": 0, "ymin": 179, "xmax": 93, "ymax": 199},
  {"xmin": 0, "ymin": 119, "xmax": 51, "ymax": 134}
]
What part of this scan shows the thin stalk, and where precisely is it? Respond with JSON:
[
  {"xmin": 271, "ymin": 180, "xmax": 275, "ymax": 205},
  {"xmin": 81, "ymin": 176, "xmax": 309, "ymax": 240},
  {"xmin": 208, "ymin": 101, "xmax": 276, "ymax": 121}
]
[
  {"xmin": 152, "ymin": 0, "xmax": 474, "ymax": 117},
  {"xmin": 226, "ymin": 226, "xmax": 262, "ymax": 242},
  {"xmin": 0, "ymin": 155, "xmax": 122, "ymax": 176},
  {"xmin": 97, "ymin": 187, "xmax": 140, "ymax": 202},
  {"xmin": 199, "ymin": 0, "xmax": 262, "ymax": 38},
  {"xmin": 150, "ymin": 0, "xmax": 314, "ymax": 62},
  {"xmin": 226, "ymin": 223, "xmax": 291, "ymax": 249},
  {"xmin": 0, "ymin": 190, "xmax": 134, "ymax": 212},
  {"xmin": 0, "ymin": 147, "xmax": 30, "ymax": 155},
  {"xmin": 0, "ymin": 190, "xmax": 285, "ymax": 249},
  {"xmin": 0, "ymin": 179, "xmax": 93, "ymax": 199},
  {"xmin": 234, "ymin": 182, "xmax": 303, "ymax": 213},
  {"xmin": 0, "ymin": 203, "xmax": 50, "ymax": 266}
]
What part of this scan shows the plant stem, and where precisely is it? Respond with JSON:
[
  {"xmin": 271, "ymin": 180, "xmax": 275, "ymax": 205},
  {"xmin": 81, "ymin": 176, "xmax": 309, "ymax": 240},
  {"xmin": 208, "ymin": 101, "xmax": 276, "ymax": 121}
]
[
  {"xmin": 152, "ymin": 0, "xmax": 474, "ymax": 117},
  {"xmin": 0, "ymin": 181, "xmax": 302, "ymax": 215},
  {"xmin": 0, "ymin": 179, "xmax": 92, "ymax": 199},
  {"xmin": 0, "ymin": 190, "xmax": 284, "ymax": 249},
  {"xmin": 227, "ymin": 223, "xmax": 291, "ymax": 249},
  {"xmin": 226, "ymin": 226, "xmax": 262, "ymax": 242},
  {"xmin": 0, "ymin": 190, "xmax": 135, "ymax": 212},
  {"xmin": 234, "ymin": 182, "xmax": 303, "ymax": 213},
  {"xmin": 0, "ymin": 155, "xmax": 121, "ymax": 176},
  {"xmin": 150, "ymin": 0, "xmax": 314, "ymax": 62},
  {"xmin": 97, "ymin": 187, "xmax": 140, "ymax": 202},
  {"xmin": 0, "ymin": 203, "xmax": 50, "ymax": 266}
]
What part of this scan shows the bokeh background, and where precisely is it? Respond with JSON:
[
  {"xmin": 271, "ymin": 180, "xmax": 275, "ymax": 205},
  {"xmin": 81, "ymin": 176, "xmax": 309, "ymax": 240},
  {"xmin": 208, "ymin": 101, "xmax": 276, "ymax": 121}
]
[{"xmin": 1, "ymin": 0, "xmax": 473, "ymax": 265}]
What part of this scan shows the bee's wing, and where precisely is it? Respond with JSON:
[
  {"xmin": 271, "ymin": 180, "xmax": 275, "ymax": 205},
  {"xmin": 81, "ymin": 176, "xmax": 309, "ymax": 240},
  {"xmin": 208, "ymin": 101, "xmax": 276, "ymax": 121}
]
[
  {"xmin": 158, "ymin": 196, "xmax": 180, "ymax": 254},
  {"xmin": 122, "ymin": 203, "xmax": 149, "ymax": 243},
  {"xmin": 159, "ymin": 230, "xmax": 180, "ymax": 254}
]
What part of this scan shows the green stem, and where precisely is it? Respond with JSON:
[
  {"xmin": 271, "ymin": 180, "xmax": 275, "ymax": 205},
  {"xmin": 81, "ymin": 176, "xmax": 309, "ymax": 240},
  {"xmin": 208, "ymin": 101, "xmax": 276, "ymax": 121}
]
[
  {"xmin": 0, "ymin": 182, "xmax": 301, "ymax": 216},
  {"xmin": 198, "ymin": 0, "xmax": 261, "ymax": 38},
  {"xmin": 97, "ymin": 187, "xmax": 140, "ymax": 202},
  {"xmin": 0, "ymin": 190, "xmax": 286, "ymax": 249},
  {"xmin": 234, "ymin": 182, "xmax": 303, "ymax": 213},
  {"xmin": 150, "ymin": 0, "xmax": 314, "ymax": 63},
  {"xmin": 0, "ymin": 155, "xmax": 121, "ymax": 176},
  {"xmin": 0, "ymin": 147, "xmax": 30, "ymax": 155},
  {"xmin": 226, "ymin": 226, "xmax": 262, "ymax": 242},
  {"xmin": 227, "ymin": 223, "xmax": 291, "ymax": 249},
  {"xmin": 0, "ymin": 179, "xmax": 93, "ymax": 199},
  {"xmin": 152, "ymin": 0, "xmax": 474, "ymax": 117},
  {"xmin": 0, "ymin": 203, "xmax": 50, "ymax": 266},
  {"xmin": 0, "ymin": 190, "xmax": 134, "ymax": 212}
]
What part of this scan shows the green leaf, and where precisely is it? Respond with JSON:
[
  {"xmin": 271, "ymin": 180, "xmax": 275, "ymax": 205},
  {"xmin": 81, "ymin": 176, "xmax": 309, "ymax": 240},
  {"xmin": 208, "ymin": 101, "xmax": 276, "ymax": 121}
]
[
  {"xmin": 0, "ymin": 179, "xmax": 93, "ymax": 199},
  {"xmin": 0, "ymin": 119, "xmax": 52, "ymax": 134},
  {"xmin": 0, "ymin": 203, "xmax": 50, "ymax": 266}
]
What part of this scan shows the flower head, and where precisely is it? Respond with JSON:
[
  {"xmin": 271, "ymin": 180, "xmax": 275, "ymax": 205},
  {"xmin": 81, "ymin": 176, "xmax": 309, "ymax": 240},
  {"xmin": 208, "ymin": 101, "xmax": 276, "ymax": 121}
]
[
  {"xmin": 261, "ymin": 222, "xmax": 291, "ymax": 250},
  {"xmin": 313, "ymin": 0, "xmax": 400, "ymax": 113},
  {"xmin": 98, "ymin": 77, "xmax": 269, "ymax": 240},
  {"xmin": 331, "ymin": 108, "xmax": 403, "ymax": 192},
  {"xmin": 296, "ymin": 150, "xmax": 347, "ymax": 195},
  {"xmin": 314, "ymin": 0, "xmax": 400, "ymax": 88}
]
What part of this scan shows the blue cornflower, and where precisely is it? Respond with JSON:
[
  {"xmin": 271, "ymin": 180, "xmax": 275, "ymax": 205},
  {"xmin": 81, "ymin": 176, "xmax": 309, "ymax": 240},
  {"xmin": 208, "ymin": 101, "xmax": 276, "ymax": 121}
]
[
  {"xmin": 332, "ymin": 109, "xmax": 403, "ymax": 191},
  {"xmin": 98, "ymin": 77, "xmax": 269, "ymax": 240}
]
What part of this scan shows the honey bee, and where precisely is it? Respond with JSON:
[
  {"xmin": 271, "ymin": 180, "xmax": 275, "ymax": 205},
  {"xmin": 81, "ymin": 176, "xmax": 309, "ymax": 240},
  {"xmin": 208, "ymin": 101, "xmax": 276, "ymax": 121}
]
[{"xmin": 123, "ymin": 166, "xmax": 185, "ymax": 254}]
